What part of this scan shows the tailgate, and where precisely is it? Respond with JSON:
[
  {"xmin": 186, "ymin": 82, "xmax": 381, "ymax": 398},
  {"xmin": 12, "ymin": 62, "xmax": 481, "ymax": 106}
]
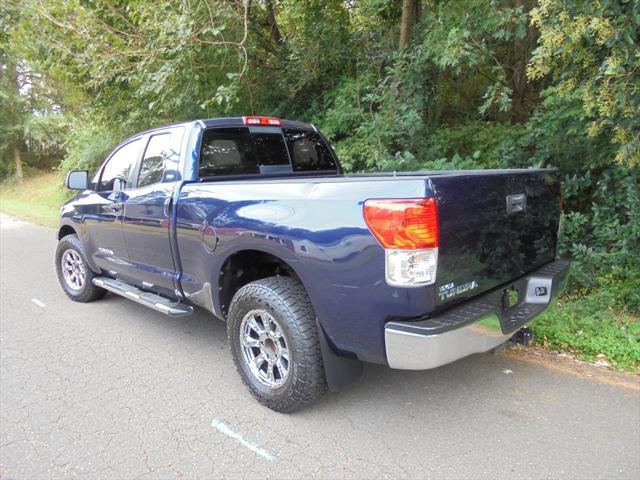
[{"xmin": 429, "ymin": 170, "xmax": 561, "ymax": 308}]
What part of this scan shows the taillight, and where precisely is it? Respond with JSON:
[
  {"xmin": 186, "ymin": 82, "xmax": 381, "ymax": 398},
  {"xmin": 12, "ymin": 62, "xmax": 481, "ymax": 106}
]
[
  {"xmin": 363, "ymin": 198, "xmax": 439, "ymax": 249},
  {"xmin": 363, "ymin": 198, "xmax": 439, "ymax": 287},
  {"xmin": 242, "ymin": 116, "xmax": 282, "ymax": 126}
]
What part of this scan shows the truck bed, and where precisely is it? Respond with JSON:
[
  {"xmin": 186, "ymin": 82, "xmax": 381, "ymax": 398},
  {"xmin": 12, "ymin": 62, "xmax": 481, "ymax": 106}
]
[{"xmin": 177, "ymin": 168, "xmax": 561, "ymax": 364}]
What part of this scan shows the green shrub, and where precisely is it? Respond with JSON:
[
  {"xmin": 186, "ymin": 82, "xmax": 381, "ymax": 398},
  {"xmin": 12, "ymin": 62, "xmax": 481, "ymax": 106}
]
[
  {"xmin": 419, "ymin": 122, "xmax": 522, "ymax": 168},
  {"xmin": 559, "ymin": 166, "xmax": 640, "ymax": 313}
]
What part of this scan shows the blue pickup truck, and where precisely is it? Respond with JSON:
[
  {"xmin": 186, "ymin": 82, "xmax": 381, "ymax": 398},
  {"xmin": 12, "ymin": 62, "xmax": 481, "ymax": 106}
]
[{"xmin": 56, "ymin": 116, "xmax": 569, "ymax": 412}]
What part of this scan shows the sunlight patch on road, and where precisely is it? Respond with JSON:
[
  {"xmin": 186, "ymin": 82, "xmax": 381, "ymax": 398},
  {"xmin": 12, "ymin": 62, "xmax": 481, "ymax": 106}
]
[{"xmin": 0, "ymin": 213, "xmax": 28, "ymax": 230}]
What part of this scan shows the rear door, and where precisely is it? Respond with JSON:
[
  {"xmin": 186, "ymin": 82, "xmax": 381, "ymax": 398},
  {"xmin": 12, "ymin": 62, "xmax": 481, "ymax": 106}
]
[
  {"xmin": 430, "ymin": 170, "xmax": 561, "ymax": 308},
  {"xmin": 83, "ymin": 138, "xmax": 142, "ymax": 274},
  {"xmin": 121, "ymin": 127, "xmax": 184, "ymax": 297}
]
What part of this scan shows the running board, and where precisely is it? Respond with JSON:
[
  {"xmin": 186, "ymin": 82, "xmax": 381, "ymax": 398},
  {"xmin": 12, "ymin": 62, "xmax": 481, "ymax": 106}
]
[{"xmin": 92, "ymin": 277, "xmax": 193, "ymax": 317}]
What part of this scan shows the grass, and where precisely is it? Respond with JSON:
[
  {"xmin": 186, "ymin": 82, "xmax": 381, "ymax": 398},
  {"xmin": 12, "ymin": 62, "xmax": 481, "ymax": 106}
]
[
  {"xmin": 0, "ymin": 171, "xmax": 69, "ymax": 228},
  {"xmin": 532, "ymin": 292, "xmax": 639, "ymax": 373},
  {"xmin": 1, "ymin": 172, "xmax": 638, "ymax": 373}
]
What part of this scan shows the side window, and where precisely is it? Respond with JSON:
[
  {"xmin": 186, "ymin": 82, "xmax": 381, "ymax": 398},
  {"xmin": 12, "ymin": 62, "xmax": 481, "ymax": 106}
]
[
  {"xmin": 138, "ymin": 133, "xmax": 171, "ymax": 188},
  {"xmin": 283, "ymin": 129, "xmax": 337, "ymax": 172},
  {"xmin": 199, "ymin": 127, "xmax": 289, "ymax": 177},
  {"xmin": 99, "ymin": 139, "xmax": 141, "ymax": 191},
  {"xmin": 135, "ymin": 127, "xmax": 184, "ymax": 188}
]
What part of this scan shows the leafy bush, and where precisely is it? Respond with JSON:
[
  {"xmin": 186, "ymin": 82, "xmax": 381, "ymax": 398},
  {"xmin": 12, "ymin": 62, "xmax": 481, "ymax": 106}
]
[
  {"xmin": 559, "ymin": 166, "xmax": 640, "ymax": 313},
  {"xmin": 419, "ymin": 122, "xmax": 522, "ymax": 168}
]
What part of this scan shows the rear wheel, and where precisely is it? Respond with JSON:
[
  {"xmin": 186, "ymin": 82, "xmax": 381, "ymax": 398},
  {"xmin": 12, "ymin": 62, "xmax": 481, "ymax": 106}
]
[
  {"xmin": 227, "ymin": 276, "xmax": 327, "ymax": 412},
  {"xmin": 55, "ymin": 234, "xmax": 106, "ymax": 302}
]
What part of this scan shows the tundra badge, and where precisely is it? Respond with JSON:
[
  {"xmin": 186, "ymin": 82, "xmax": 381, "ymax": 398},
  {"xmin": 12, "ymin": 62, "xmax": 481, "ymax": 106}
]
[{"xmin": 438, "ymin": 280, "xmax": 478, "ymax": 301}]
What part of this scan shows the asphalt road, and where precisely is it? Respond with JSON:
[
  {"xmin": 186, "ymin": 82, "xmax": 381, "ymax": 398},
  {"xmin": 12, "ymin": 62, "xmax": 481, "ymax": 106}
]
[{"xmin": 1, "ymin": 213, "xmax": 639, "ymax": 480}]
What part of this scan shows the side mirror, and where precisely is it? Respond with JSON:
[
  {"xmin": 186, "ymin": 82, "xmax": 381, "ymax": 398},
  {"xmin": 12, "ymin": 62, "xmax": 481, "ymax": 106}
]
[
  {"xmin": 66, "ymin": 170, "xmax": 89, "ymax": 190},
  {"xmin": 112, "ymin": 177, "xmax": 127, "ymax": 191}
]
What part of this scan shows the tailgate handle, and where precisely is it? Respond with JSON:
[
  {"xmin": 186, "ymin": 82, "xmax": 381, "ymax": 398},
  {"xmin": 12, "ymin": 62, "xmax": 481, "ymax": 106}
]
[{"xmin": 506, "ymin": 193, "xmax": 527, "ymax": 214}]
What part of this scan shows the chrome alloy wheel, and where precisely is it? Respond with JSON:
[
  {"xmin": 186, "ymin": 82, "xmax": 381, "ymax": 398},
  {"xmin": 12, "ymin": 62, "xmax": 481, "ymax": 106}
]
[
  {"xmin": 240, "ymin": 309, "xmax": 290, "ymax": 388},
  {"xmin": 61, "ymin": 249, "xmax": 86, "ymax": 291}
]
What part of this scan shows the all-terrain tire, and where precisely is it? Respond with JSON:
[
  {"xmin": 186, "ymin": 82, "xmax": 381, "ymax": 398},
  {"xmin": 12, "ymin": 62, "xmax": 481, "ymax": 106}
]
[
  {"xmin": 227, "ymin": 276, "xmax": 327, "ymax": 413},
  {"xmin": 55, "ymin": 234, "xmax": 106, "ymax": 302}
]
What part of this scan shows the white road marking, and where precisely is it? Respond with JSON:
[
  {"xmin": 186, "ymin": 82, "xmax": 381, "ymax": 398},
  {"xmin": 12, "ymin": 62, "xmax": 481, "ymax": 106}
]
[
  {"xmin": 210, "ymin": 418, "xmax": 274, "ymax": 461},
  {"xmin": 502, "ymin": 369, "xmax": 513, "ymax": 375},
  {"xmin": 31, "ymin": 298, "xmax": 46, "ymax": 308}
]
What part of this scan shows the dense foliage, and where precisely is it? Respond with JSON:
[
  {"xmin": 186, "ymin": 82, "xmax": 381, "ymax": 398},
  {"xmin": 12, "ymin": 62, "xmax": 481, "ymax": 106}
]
[{"xmin": 1, "ymin": 0, "xmax": 638, "ymax": 325}]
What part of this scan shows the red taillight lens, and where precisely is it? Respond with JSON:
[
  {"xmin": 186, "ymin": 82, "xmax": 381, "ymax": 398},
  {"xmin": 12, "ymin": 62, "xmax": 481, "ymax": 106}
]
[
  {"xmin": 363, "ymin": 198, "xmax": 439, "ymax": 249},
  {"xmin": 242, "ymin": 116, "xmax": 282, "ymax": 126}
]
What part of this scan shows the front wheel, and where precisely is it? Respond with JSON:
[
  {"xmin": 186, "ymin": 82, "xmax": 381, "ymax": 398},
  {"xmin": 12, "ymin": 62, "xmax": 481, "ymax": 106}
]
[
  {"xmin": 55, "ymin": 234, "xmax": 106, "ymax": 302},
  {"xmin": 227, "ymin": 276, "xmax": 327, "ymax": 413}
]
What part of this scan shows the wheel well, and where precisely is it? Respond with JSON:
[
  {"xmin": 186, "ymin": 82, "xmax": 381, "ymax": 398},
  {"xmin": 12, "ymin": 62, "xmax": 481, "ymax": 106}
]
[
  {"xmin": 218, "ymin": 250, "xmax": 300, "ymax": 318},
  {"xmin": 58, "ymin": 225, "xmax": 76, "ymax": 240}
]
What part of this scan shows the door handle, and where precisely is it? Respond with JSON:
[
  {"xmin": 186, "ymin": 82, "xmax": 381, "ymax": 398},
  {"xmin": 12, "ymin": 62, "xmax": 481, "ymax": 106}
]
[{"xmin": 163, "ymin": 197, "xmax": 172, "ymax": 217}]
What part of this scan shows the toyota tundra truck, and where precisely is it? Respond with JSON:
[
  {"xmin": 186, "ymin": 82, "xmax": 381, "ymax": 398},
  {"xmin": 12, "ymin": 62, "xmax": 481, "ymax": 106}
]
[{"xmin": 56, "ymin": 116, "xmax": 569, "ymax": 412}]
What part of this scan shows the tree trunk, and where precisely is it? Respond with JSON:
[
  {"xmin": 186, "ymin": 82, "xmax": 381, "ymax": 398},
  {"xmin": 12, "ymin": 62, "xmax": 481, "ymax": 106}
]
[
  {"xmin": 265, "ymin": 0, "xmax": 282, "ymax": 46},
  {"xmin": 13, "ymin": 144, "xmax": 24, "ymax": 180},
  {"xmin": 6, "ymin": 59, "xmax": 24, "ymax": 179},
  {"xmin": 399, "ymin": 0, "xmax": 415, "ymax": 50}
]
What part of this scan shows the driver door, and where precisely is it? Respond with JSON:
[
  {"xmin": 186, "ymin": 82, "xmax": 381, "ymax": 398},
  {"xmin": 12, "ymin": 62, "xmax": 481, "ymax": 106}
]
[{"xmin": 82, "ymin": 138, "xmax": 142, "ymax": 275}]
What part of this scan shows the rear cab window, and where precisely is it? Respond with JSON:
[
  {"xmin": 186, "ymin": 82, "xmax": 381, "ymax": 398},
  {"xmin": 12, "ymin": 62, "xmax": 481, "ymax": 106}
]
[
  {"xmin": 198, "ymin": 125, "xmax": 338, "ymax": 178},
  {"xmin": 283, "ymin": 129, "xmax": 337, "ymax": 172}
]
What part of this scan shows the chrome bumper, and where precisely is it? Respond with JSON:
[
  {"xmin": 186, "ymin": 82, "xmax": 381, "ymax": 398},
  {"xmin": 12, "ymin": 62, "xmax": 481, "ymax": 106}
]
[{"xmin": 385, "ymin": 260, "xmax": 570, "ymax": 370}]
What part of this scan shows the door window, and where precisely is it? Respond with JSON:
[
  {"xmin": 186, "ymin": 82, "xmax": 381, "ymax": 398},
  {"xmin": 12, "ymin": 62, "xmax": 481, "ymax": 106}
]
[
  {"xmin": 137, "ymin": 128, "xmax": 184, "ymax": 188},
  {"xmin": 138, "ymin": 133, "xmax": 171, "ymax": 188},
  {"xmin": 99, "ymin": 139, "xmax": 141, "ymax": 191}
]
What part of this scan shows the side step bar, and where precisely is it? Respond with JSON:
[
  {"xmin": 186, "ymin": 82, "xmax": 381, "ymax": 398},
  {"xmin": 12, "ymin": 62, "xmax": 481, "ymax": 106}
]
[{"xmin": 92, "ymin": 277, "xmax": 193, "ymax": 317}]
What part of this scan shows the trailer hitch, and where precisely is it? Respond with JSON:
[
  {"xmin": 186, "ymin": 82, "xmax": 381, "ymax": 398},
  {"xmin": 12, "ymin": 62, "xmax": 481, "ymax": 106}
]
[{"xmin": 510, "ymin": 327, "xmax": 533, "ymax": 346}]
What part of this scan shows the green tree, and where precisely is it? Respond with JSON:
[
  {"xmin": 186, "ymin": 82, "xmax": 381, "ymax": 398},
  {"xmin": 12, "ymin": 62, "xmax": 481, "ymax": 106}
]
[
  {"xmin": 1, "ymin": 3, "xmax": 69, "ymax": 179},
  {"xmin": 529, "ymin": 0, "xmax": 640, "ymax": 166},
  {"xmin": 1, "ymin": 4, "xmax": 25, "ymax": 179}
]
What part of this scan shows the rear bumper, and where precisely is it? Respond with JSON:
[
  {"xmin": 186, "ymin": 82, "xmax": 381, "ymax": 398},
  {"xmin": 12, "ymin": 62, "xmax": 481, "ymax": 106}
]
[{"xmin": 384, "ymin": 259, "xmax": 570, "ymax": 370}]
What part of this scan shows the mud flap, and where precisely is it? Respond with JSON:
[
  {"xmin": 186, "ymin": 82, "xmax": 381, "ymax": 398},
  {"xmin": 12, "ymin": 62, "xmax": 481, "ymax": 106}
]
[{"xmin": 316, "ymin": 319, "xmax": 363, "ymax": 392}]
